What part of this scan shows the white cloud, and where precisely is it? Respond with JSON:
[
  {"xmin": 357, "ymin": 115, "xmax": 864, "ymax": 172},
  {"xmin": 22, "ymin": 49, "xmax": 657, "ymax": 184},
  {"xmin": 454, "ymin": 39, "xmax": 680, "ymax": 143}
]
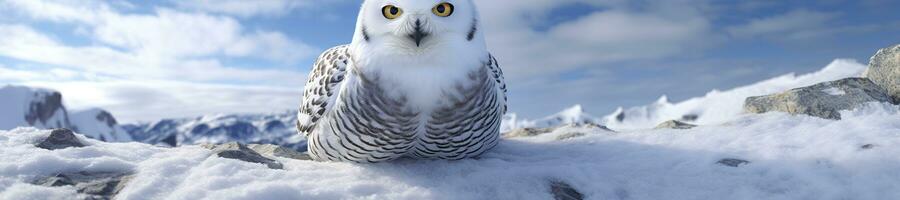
[
  {"xmin": 476, "ymin": 0, "xmax": 721, "ymax": 79},
  {"xmin": 20, "ymin": 80, "xmax": 302, "ymax": 122},
  {"xmin": 0, "ymin": 0, "xmax": 316, "ymax": 121},
  {"xmin": 170, "ymin": 0, "xmax": 333, "ymax": 18},
  {"xmin": 2, "ymin": 0, "xmax": 316, "ymax": 63},
  {"xmin": 726, "ymin": 9, "xmax": 838, "ymax": 39}
]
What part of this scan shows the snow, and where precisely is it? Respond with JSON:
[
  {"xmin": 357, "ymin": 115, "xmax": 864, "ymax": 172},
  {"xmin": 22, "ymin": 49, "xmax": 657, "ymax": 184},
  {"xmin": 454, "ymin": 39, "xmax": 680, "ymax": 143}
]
[
  {"xmin": 823, "ymin": 87, "xmax": 847, "ymax": 96},
  {"xmin": 3, "ymin": 102, "xmax": 900, "ymax": 199},
  {"xmin": 1, "ymin": 58, "xmax": 896, "ymax": 199},
  {"xmin": 599, "ymin": 59, "xmax": 868, "ymax": 131}
]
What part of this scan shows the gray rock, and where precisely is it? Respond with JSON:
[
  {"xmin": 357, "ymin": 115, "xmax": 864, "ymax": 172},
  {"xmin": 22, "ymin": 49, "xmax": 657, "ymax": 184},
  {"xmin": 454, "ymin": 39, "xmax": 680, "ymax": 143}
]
[
  {"xmin": 744, "ymin": 78, "xmax": 893, "ymax": 120},
  {"xmin": 24, "ymin": 91, "xmax": 72, "ymax": 128},
  {"xmin": 33, "ymin": 171, "xmax": 132, "ymax": 200},
  {"xmin": 247, "ymin": 144, "xmax": 312, "ymax": 160},
  {"xmin": 654, "ymin": 120, "xmax": 698, "ymax": 130},
  {"xmin": 503, "ymin": 127, "xmax": 556, "ymax": 138},
  {"xmin": 549, "ymin": 180, "xmax": 584, "ymax": 200},
  {"xmin": 555, "ymin": 132, "xmax": 587, "ymax": 140},
  {"xmin": 717, "ymin": 158, "xmax": 750, "ymax": 167},
  {"xmin": 505, "ymin": 124, "xmax": 614, "ymax": 139},
  {"xmin": 681, "ymin": 114, "xmax": 699, "ymax": 122},
  {"xmin": 861, "ymin": 144, "xmax": 876, "ymax": 150},
  {"xmin": 864, "ymin": 44, "xmax": 900, "ymax": 104},
  {"xmin": 203, "ymin": 142, "xmax": 284, "ymax": 169},
  {"xmin": 37, "ymin": 129, "xmax": 86, "ymax": 150}
]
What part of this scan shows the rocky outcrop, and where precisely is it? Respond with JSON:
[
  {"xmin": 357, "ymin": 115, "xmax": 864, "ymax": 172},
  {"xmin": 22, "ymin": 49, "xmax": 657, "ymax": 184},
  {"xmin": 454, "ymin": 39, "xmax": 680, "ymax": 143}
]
[
  {"xmin": 744, "ymin": 78, "xmax": 892, "ymax": 120},
  {"xmin": 504, "ymin": 127, "xmax": 556, "ymax": 138},
  {"xmin": 2, "ymin": 86, "xmax": 132, "ymax": 142},
  {"xmin": 33, "ymin": 171, "xmax": 133, "ymax": 200},
  {"xmin": 37, "ymin": 129, "xmax": 86, "ymax": 150},
  {"xmin": 24, "ymin": 90, "xmax": 71, "ymax": 128},
  {"xmin": 247, "ymin": 144, "xmax": 311, "ymax": 160},
  {"xmin": 504, "ymin": 124, "xmax": 613, "ymax": 139},
  {"xmin": 654, "ymin": 120, "xmax": 697, "ymax": 130},
  {"xmin": 864, "ymin": 44, "xmax": 900, "ymax": 104},
  {"xmin": 202, "ymin": 142, "xmax": 285, "ymax": 169}
]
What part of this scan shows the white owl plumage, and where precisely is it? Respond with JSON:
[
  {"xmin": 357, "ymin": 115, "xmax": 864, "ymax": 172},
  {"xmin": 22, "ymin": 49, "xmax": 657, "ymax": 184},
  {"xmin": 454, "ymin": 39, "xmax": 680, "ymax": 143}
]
[{"xmin": 297, "ymin": 0, "xmax": 507, "ymax": 162}]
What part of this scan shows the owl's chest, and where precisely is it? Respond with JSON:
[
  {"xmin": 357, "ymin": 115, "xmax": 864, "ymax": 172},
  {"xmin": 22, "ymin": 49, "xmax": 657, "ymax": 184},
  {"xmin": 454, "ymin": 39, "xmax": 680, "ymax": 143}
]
[{"xmin": 335, "ymin": 67, "xmax": 493, "ymax": 133}]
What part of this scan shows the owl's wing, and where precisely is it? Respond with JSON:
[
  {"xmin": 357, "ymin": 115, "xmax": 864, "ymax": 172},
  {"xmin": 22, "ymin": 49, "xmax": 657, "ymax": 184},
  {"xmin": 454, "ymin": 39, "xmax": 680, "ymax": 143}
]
[
  {"xmin": 297, "ymin": 45, "xmax": 350, "ymax": 137},
  {"xmin": 487, "ymin": 54, "xmax": 508, "ymax": 114}
]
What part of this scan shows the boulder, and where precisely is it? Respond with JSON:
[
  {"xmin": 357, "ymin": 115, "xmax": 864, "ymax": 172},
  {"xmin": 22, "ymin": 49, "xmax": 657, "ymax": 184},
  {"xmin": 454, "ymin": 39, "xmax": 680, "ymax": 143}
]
[
  {"xmin": 864, "ymin": 44, "xmax": 900, "ymax": 104},
  {"xmin": 202, "ymin": 142, "xmax": 284, "ymax": 169},
  {"xmin": 744, "ymin": 78, "xmax": 893, "ymax": 120},
  {"xmin": 33, "ymin": 171, "xmax": 132, "ymax": 200},
  {"xmin": 37, "ymin": 129, "xmax": 86, "ymax": 150},
  {"xmin": 654, "ymin": 120, "xmax": 697, "ymax": 130},
  {"xmin": 247, "ymin": 144, "xmax": 312, "ymax": 160},
  {"xmin": 549, "ymin": 180, "xmax": 584, "ymax": 200}
]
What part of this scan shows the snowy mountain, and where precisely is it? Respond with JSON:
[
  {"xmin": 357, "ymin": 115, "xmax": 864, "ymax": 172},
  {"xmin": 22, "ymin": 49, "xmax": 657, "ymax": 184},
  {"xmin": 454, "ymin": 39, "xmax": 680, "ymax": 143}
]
[
  {"xmin": 0, "ymin": 85, "xmax": 132, "ymax": 142},
  {"xmin": 502, "ymin": 59, "xmax": 870, "ymax": 131},
  {"xmin": 501, "ymin": 104, "xmax": 602, "ymax": 133},
  {"xmin": 601, "ymin": 59, "xmax": 868, "ymax": 130},
  {"xmin": 123, "ymin": 112, "xmax": 305, "ymax": 150}
]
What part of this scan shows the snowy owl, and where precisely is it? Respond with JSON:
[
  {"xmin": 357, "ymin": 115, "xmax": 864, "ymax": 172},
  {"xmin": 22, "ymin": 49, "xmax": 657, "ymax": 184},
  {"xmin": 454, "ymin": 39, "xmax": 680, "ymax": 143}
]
[{"xmin": 296, "ymin": 0, "xmax": 507, "ymax": 162}]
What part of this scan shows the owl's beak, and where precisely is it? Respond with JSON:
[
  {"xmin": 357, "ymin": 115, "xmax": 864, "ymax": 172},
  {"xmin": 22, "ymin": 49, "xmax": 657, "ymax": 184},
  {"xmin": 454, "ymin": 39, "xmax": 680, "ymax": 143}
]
[{"xmin": 408, "ymin": 19, "xmax": 429, "ymax": 47}]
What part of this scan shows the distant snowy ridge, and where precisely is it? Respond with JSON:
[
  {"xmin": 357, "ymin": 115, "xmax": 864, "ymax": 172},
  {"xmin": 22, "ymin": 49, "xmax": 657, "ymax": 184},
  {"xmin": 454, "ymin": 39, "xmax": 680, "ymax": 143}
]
[
  {"xmin": 0, "ymin": 85, "xmax": 132, "ymax": 142},
  {"xmin": 502, "ymin": 59, "xmax": 869, "ymax": 131},
  {"xmin": 501, "ymin": 104, "xmax": 602, "ymax": 133},
  {"xmin": 602, "ymin": 59, "xmax": 868, "ymax": 130},
  {"xmin": 123, "ymin": 111, "xmax": 305, "ymax": 149}
]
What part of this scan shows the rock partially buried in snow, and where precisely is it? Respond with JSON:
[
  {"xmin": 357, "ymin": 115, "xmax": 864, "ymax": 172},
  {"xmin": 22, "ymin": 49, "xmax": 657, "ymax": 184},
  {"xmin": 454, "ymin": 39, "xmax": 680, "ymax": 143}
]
[
  {"xmin": 717, "ymin": 158, "xmax": 750, "ymax": 167},
  {"xmin": 33, "ymin": 171, "xmax": 133, "ymax": 200},
  {"xmin": 744, "ymin": 78, "xmax": 892, "ymax": 120},
  {"xmin": 549, "ymin": 180, "xmax": 584, "ymax": 200},
  {"xmin": 202, "ymin": 142, "xmax": 284, "ymax": 169},
  {"xmin": 247, "ymin": 144, "xmax": 312, "ymax": 160},
  {"xmin": 861, "ymin": 144, "xmax": 876, "ymax": 150},
  {"xmin": 654, "ymin": 120, "xmax": 698, "ymax": 130},
  {"xmin": 864, "ymin": 44, "xmax": 900, "ymax": 104},
  {"xmin": 503, "ymin": 127, "xmax": 556, "ymax": 138},
  {"xmin": 505, "ymin": 123, "xmax": 613, "ymax": 139},
  {"xmin": 36, "ymin": 129, "xmax": 86, "ymax": 150}
]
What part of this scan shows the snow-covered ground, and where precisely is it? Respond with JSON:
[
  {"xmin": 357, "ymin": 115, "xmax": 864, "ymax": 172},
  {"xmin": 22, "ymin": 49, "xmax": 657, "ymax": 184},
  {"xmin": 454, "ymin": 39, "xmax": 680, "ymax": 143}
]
[
  {"xmin": 2, "ymin": 59, "xmax": 899, "ymax": 199},
  {"xmin": 2, "ymin": 102, "xmax": 900, "ymax": 200}
]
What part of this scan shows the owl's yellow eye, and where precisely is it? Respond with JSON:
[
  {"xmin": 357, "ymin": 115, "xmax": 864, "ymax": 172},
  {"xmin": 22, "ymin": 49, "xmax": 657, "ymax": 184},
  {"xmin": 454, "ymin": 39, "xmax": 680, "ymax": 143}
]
[
  {"xmin": 432, "ymin": 3, "xmax": 454, "ymax": 17},
  {"xmin": 382, "ymin": 5, "xmax": 402, "ymax": 19}
]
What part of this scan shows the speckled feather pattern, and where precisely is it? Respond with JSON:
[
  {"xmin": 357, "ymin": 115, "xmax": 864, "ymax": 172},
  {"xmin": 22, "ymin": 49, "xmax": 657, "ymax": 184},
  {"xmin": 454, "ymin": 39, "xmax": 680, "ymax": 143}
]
[{"xmin": 297, "ymin": 45, "xmax": 507, "ymax": 162}]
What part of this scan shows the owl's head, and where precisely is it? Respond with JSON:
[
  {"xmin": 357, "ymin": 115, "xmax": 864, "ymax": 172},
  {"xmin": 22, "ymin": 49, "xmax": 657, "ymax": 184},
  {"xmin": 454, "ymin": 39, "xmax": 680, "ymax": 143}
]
[{"xmin": 352, "ymin": 0, "xmax": 484, "ymax": 52}]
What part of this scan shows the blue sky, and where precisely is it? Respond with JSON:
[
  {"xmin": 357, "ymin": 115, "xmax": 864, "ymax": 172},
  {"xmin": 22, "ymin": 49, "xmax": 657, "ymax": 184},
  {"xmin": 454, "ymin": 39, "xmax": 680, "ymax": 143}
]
[{"xmin": 0, "ymin": 0, "xmax": 899, "ymax": 122}]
